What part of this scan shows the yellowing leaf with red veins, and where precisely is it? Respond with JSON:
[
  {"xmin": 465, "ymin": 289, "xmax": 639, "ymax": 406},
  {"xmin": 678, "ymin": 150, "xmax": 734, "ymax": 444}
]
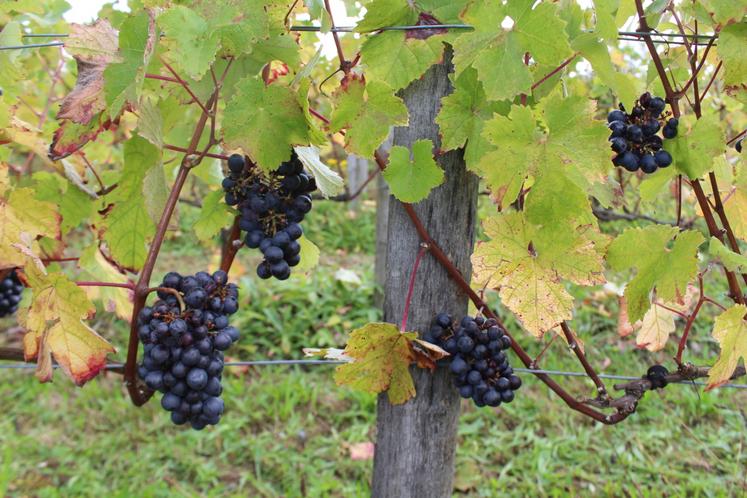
[
  {"xmin": 58, "ymin": 19, "xmax": 120, "ymax": 125},
  {"xmin": 0, "ymin": 189, "xmax": 61, "ymax": 270},
  {"xmin": 334, "ymin": 322, "xmax": 417, "ymax": 404},
  {"xmin": 706, "ymin": 305, "xmax": 747, "ymax": 391},
  {"xmin": 472, "ymin": 212, "xmax": 606, "ymax": 337},
  {"xmin": 19, "ymin": 259, "xmax": 115, "ymax": 386}
]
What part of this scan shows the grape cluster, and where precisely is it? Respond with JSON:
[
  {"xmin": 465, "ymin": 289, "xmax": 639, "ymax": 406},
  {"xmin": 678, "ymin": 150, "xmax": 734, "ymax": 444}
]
[
  {"xmin": 645, "ymin": 364, "xmax": 669, "ymax": 389},
  {"xmin": 222, "ymin": 152, "xmax": 316, "ymax": 280},
  {"xmin": 736, "ymin": 137, "xmax": 743, "ymax": 153},
  {"xmin": 0, "ymin": 270, "xmax": 23, "ymax": 317},
  {"xmin": 424, "ymin": 313, "xmax": 521, "ymax": 408},
  {"xmin": 137, "ymin": 270, "xmax": 239, "ymax": 430},
  {"xmin": 608, "ymin": 92, "xmax": 678, "ymax": 174}
]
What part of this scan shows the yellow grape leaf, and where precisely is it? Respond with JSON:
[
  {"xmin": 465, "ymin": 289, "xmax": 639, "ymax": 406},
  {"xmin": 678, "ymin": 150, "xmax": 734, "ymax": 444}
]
[
  {"xmin": 0, "ymin": 188, "xmax": 61, "ymax": 270},
  {"xmin": 334, "ymin": 322, "xmax": 417, "ymax": 404},
  {"xmin": 636, "ymin": 285, "xmax": 697, "ymax": 352},
  {"xmin": 472, "ymin": 212, "xmax": 606, "ymax": 337},
  {"xmin": 706, "ymin": 305, "xmax": 747, "ymax": 391},
  {"xmin": 19, "ymin": 254, "xmax": 115, "ymax": 386},
  {"xmin": 724, "ymin": 168, "xmax": 747, "ymax": 242}
]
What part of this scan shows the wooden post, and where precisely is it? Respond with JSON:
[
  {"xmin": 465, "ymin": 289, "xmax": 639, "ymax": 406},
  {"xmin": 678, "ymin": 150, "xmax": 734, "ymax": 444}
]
[{"xmin": 371, "ymin": 53, "xmax": 479, "ymax": 498}]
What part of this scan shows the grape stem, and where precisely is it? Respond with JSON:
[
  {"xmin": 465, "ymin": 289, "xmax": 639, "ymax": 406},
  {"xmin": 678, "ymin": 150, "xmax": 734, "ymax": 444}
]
[
  {"xmin": 400, "ymin": 244, "xmax": 429, "ymax": 332},
  {"xmin": 145, "ymin": 286, "xmax": 186, "ymax": 311}
]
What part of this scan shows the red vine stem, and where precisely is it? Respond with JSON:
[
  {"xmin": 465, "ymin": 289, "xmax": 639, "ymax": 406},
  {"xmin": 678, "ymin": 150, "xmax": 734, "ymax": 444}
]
[
  {"xmin": 159, "ymin": 58, "xmax": 211, "ymax": 115},
  {"xmin": 530, "ymin": 52, "xmax": 579, "ymax": 91},
  {"xmin": 123, "ymin": 74, "xmax": 224, "ymax": 405},
  {"xmin": 560, "ymin": 322, "xmax": 608, "ymax": 397},
  {"xmin": 676, "ymin": 36, "xmax": 717, "ymax": 97},
  {"xmin": 400, "ymin": 244, "xmax": 429, "ymax": 332},
  {"xmin": 675, "ymin": 273, "xmax": 706, "ymax": 365},
  {"xmin": 163, "ymin": 143, "xmax": 229, "ymax": 161},
  {"xmin": 323, "ymin": 0, "xmax": 349, "ymax": 73},
  {"xmin": 145, "ymin": 73, "xmax": 180, "ymax": 84}
]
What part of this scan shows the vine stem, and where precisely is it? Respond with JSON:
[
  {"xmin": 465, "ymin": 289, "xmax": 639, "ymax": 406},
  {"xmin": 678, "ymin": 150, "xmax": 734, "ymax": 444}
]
[
  {"xmin": 159, "ymin": 57, "xmax": 211, "ymax": 115},
  {"xmin": 530, "ymin": 52, "xmax": 579, "ymax": 91},
  {"xmin": 323, "ymin": 0, "xmax": 349, "ymax": 74},
  {"xmin": 123, "ymin": 81, "xmax": 222, "ymax": 406},
  {"xmin": 219, "ymin": 216, "xmax": 243, "ymax": 273},
  {"xmin": 144, "ymin": 73, "xmax": 180, "ymax": 84},
  {"xmin": 560, "ymin": 322, "xmax": 608, "ymax": 397},
  {"xmin": 163, "ymin": 143, "xmax": 229, "ymax": 161},
  {"xmin": 675, "ymin": 273, "xmax": 706, "ymax": 365},
  {"xmin": 400, "ymin": 244, "xmax": 429, "ymax": 332}
]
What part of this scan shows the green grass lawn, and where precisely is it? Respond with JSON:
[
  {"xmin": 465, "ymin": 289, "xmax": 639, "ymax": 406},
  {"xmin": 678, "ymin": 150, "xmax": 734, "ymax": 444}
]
[{"xmin": 2, "ymin": 200, "xmax": 746, "ymax": 497}]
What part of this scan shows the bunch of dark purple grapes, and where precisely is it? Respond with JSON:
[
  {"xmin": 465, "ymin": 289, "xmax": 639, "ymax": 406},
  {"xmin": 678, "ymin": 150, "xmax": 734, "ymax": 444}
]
[
  {"xmin": 608, "ymin": 92, "xmax": 678, "ymax": 174},
  {"xmin": 424, "ymin": 313, "xmax": 521, "ymax": 408},
  {"xmin": 0, "ymin": 270, "xmax": 23, "ymax": 318},
  {"xmin": 137, "ymin": 270, "xmax": 239, "ymax": 430},
  {"xmin": 222, "ymin": 152, "xmax": 316, "ymax": 280}
]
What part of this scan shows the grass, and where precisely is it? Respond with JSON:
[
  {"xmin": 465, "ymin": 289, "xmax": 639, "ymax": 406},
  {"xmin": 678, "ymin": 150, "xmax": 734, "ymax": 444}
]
[{"xmin": 2, "ymin": 195, "xmax": 747, "ymax": 497}]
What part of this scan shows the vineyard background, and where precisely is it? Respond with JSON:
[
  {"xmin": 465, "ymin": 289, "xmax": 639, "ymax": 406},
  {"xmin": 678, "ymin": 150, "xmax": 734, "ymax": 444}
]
[{"xmin": 1, "ymin": 0, "xmax": 747, "ymax": 496}]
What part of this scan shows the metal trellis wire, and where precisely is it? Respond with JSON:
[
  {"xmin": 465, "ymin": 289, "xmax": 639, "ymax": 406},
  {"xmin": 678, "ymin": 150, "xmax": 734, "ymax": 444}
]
[
  {"xmin": 1, "ymin": 360, "xmax": 746, "ymax": 390},
  {"xmin": 2, "ymin": 27, "xmax": 718, "ymax": 51}
]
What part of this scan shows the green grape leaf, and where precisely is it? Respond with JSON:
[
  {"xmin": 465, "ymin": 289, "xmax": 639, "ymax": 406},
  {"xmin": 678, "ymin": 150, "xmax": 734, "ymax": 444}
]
[
  {"xmin": 104, "ymin": 10, "xmax": 157, "ymax": 118},
  {"xmin": 706, "ymin": 304, "xmax": 747, "ymax": 390},
  {"xmin": 355, "ymin": 0, "xmax": 417, "ymax": 32},
  {"xmin": 472, "ymin": 212, "xmax": 607, "ymax": 337},
  {"xmin": 158, "ymin": 5, "xmax": 220, "ymax": 80},
  {"xmin": 330, "ymin": 78, "xmax": 408, "ymax": 157},
  {"xmin": 479, "ymin": 93, "xmax": 610, "ymax": 212},
  {"xmin": 718, "ymin": 22, "xmax": 747, "ymax": 98},
  {"xmin": 383, "ymin": 139, "xmax": 444, "ymax": 203},
  {"xmin": 607, "ymin": 226, "xmax": 704, "ymax": 323},
  {"xmin": 31, "ymin": 173, "xmax": 93, "ymax": 234},
  {"xmin": 194, "ymin": 190, "xmax": 234, "ymax": 243},
  {"xmin": 19, "ymin": 255, "xmax": 116, "ymax": 386},
  {"xmin": 294, "ymin": 146, "xmax": 345, "ymax": 198},
  {"xmin": 191, "ymin": 0, "xmax": 271, "ymax": 58},
  {"xmin": 667, "ymin": 114, "xmax": 725, "ymax": 180},
  {"xmin": 101, "ymin": 136, "xmax": 159, "ymax": 270},
  {"xmin": 709, "ymin": 237, "xmax": 747, "ymax": 272},
  {"xmin": 136, "ymin": 97, "xmax": 163, "ymax": 148},
  {"xmin": 435, "ymin": 67, "xmax": 500, "ymax": 170},
  {"xmin": 571, "ymin": 33, "xmax": 639, "ymax": 106},
  {"xmin": 296, "ymin": 235, "xmax": 320, "ymax": 272},
  {"xmin": 334, "ymin": 322, "xmax": 417, "ymax": 405},
  {"xmin": 223, "ymin": 77, "xmax": 312, "ymax": 171},
  {"xmin": 453, "ymin": 1, "xmax": 572, "ymax": 101},
  {"xmin": 360, "ymin": 31, "xmax": 445, "ymax": 90}
]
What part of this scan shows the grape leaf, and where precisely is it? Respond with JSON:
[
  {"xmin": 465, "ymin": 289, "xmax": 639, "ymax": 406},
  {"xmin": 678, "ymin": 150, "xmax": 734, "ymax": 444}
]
[
  {"xmin": 472, "ymin": 212, "xmax": 607, "ymax": 337},
  {"xmin": 57, "ymin": 19, "xmax": 119, "ymax": 124},
  {"xmin": 479, "ymin": 93, "xmax": 610, "ymax": 212},
  {"xmin": 710, "ymin": 237, "xmax": 747, "ymax": 272},
  {"xmin": 382, "ymin": 139, "xmax": 444, "ymax": 203},
  {"xmin": 32, "ymin": 173, "xmax": 94, "ymax": 233},
  {"xmin": 50, "ymin": 20, "xmax": 122, "ymax": 160},
  {"xmin": 101, "ymin": 136, "xmax": 159, "ymax": 270},
  {"xmin": 435, "ymin": 67, "xmax": 501, "ymax": 170},
  {"xmin": 158, "ymin": 5, "xmax": 220, "ymax": 81},
  {"xmin": 330, "ymin": 78, "xmax": 408, "ymax": 158},
  {"xmin": 706, "ymin": 304, "xmax": 747, "ymax": 391},
  {"xmin": 607, "ymin": 226, "xmax": 704, "ymax": 323},
  {"xmin": 355, "ymin": 0, "xmax": 417, "ymax": 32},
  {"xmin": 571, "ymin": 33, "xmax": 639, "ymax": 106},
  {"xmin": 223, "ymin": 77, "xmax": 312, "ymax": 171},
  {"xmin": 296, "ymin": 235, "xmax": 320, "ymax": 273},
  {"xmin": 194, "ymin": 190, "xmax": 234, "ymax": 243},
  {"xmin": 0, "ymin": 185, "xmax": 61, "ymax": 270},
  {"xmin": 667, "ymin": 114, "xmax": 725, "ymax": 180},
  {"xmin": 104, "ymin": 10, "xmax": 157, "ymax": 118},
  {"xmin": 717, "ymin": 22, "xmax": 747, "ymax": 98},
  {"xmin": 360, "ymin": 31, "xmax": 446, "ymax": 90},
  {"xmin": 453, "ymin": 0, "xmax": 572, "ymax": 101},
  {"xmin": 635, "ymin": 285, "xmax": 697, "ymax": 352},
  {"xmin": 19, "ymin": 255, "xmax": 116, "ymax": 386},
  {"xmin": 334, "ymin": 322, "xmax": 417, "ymax": 404},
  {"xmin": 294, "ymin": 146, "xmax": 345, "ymax": 198}
]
